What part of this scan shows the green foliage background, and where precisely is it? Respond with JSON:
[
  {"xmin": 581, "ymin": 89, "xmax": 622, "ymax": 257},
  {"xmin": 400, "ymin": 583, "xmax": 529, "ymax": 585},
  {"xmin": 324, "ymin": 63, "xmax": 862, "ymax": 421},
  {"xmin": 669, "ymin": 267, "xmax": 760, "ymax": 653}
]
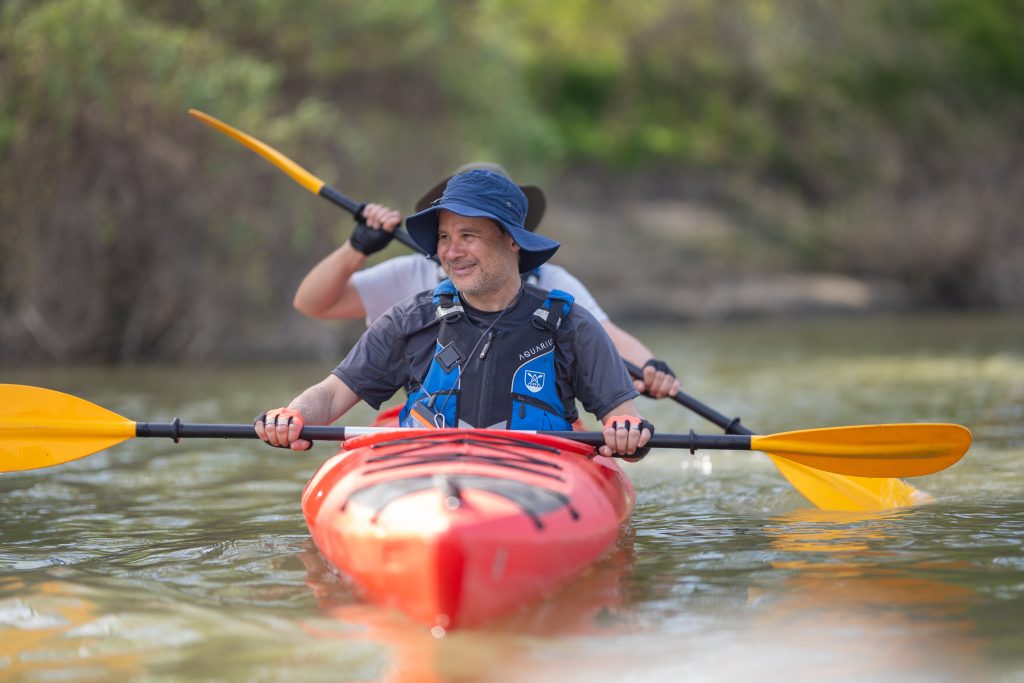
[{"xmin": 2, "ymin": 0, "xmax": 1022, "ymax": 362}]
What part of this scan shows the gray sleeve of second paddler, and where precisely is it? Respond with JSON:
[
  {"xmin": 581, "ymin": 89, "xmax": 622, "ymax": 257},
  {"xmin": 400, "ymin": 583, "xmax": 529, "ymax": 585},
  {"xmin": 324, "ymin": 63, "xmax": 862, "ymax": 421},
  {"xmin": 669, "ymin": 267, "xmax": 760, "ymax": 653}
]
[
  {"xmin": 560, "ymin": 306, "xmax": 639, "ymax": 420},
  {"xmin": 332, "ymin": 303, "xmax": 416, "ymax": 409}
]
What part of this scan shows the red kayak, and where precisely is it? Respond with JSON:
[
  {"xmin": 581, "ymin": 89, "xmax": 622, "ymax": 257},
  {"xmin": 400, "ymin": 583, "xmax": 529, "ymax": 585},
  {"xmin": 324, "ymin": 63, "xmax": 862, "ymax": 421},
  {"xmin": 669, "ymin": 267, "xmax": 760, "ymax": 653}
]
[{"xmin": 301, "ymin": 423, "xmax": 635, "ymax": 630}]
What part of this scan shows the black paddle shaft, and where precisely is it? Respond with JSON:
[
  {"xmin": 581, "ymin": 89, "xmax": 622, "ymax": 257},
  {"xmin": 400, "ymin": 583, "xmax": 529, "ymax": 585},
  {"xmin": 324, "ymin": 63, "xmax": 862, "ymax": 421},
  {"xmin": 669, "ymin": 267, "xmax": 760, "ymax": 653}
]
[
  {"xmin": 318, "ymin": 185, "xmax": 430, "ymax": 260},
  {"xmin": 624, "ymin": 360, "xmax": 755, "ymax": 437},
  {"xmin": 136, "ymin": 421, "xmax": 353, "ymax": 441},
  {"xmin": 540, "ymin": 431, "xmax": 751, "ymax": 453},
  {"xmin": 134, "ymin": 421, "xmax": 751, "ymax": 454}
]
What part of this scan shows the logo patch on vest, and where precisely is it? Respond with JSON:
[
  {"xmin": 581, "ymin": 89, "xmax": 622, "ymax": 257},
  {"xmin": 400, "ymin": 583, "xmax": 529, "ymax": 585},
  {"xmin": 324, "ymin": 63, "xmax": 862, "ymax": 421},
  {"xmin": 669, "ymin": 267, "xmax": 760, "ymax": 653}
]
[{"xmin": 525, "ymin": 370, "xmax": 546, "ymax": 393}]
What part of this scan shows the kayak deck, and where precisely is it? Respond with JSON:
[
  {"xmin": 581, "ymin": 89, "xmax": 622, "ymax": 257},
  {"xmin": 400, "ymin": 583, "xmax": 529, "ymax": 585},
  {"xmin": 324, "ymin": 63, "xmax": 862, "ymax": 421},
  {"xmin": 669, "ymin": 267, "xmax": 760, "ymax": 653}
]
[{"xmin": 302, "ymin": 428, "xmax": 635, "ymax": 629}]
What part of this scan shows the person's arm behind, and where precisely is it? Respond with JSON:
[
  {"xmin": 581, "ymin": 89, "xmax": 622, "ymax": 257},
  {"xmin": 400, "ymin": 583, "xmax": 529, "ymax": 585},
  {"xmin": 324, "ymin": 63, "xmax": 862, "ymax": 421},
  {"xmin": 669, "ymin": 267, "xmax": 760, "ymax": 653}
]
[
  {"xmin": 539, "ymin": 265, "xmax": 680, "ymax": 398},
  {"xmin": 601, "ymin": 321, "xmax": 680, "ymax": 398},
  {"xmin": 293, "ymin": 204, "xmax": 402, "ymax": 319}
]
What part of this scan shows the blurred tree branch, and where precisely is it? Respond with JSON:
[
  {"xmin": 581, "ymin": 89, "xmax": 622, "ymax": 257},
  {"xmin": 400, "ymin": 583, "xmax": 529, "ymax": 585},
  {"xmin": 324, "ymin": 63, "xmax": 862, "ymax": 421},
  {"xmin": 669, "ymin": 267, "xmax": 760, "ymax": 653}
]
[{"xmin": 2, "ymin": 0, "xmax": 1022, "ymax": 362}]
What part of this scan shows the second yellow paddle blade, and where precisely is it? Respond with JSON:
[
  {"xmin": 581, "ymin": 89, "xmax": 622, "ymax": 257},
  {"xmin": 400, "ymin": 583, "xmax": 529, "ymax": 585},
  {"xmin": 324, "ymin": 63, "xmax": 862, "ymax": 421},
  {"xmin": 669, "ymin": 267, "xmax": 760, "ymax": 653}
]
[
  {"xmin": 754, "ymin": 424, "xmax": 972, "ymax": 478},
  {"xmin": 0, "ymin": 385, "xmax": 136, "ymax": 472},
  {"xmin": 768, "ymin": 455, "xmax": 931, "ymax": 511}
]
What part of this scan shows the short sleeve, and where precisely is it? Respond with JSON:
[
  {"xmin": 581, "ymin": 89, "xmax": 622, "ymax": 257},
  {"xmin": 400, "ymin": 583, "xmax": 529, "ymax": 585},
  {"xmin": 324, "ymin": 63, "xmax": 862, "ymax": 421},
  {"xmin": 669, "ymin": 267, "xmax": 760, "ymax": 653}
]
[
  {"xmin": 557, "ymin": 306, "xmax": 637, "ymax": 419},
  {"xmin": 332, "ymin": 305, "xmax": 415, "ymax": 408}
]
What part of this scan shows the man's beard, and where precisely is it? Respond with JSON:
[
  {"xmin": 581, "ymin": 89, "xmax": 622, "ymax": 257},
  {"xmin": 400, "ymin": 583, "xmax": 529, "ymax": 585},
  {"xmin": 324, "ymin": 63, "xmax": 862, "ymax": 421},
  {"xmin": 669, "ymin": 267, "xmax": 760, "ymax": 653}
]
[{"xmin": 446, "ymin": 261, "xmax": 506, "ymax": 300}]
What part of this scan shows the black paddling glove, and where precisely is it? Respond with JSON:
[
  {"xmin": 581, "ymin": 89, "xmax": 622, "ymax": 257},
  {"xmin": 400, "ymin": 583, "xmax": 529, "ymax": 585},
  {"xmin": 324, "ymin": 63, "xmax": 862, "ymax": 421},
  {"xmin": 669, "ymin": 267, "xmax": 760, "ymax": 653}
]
[
  {"xmin": 349, "ymin": 221, "xmax": 395, "ymax": 255},
  {"xmin": 640, "ymin": 358, "xmax": 676, "ymax": 397},
  {"xmin": 633, "ymin": 419, "xmax": 656, "ymax": 459},
  {"xmin": 643, "ymin": 358, "xmax": 675, "ymax": 377}
]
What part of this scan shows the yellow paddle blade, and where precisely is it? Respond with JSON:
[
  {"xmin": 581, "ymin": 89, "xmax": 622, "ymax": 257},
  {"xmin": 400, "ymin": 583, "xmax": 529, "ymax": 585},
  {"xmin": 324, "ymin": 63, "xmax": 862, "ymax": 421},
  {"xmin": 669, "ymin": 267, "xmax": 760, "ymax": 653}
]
[
  {"xmin": 752, "ymin": 424, "xmax": 972, "ymax": 478},
  {"xmin": 188, "ymin": 109, "xmax": 325, "ymax": 195},
  {"xmin": 768, "ymin": 455, "xmax": 931, "ymax": 511},
  {"xmin": 0, "ymin": 385, "xmax": 136, "ymax": 472}
]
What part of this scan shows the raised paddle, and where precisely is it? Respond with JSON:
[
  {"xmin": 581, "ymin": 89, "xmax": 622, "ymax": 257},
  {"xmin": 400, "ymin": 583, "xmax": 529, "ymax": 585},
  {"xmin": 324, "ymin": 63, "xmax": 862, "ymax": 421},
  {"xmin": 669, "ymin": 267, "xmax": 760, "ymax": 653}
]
[
  {"xmin": 188, "ymin": 109, "xmax": 431, "ymax": 258},
  {"xmin": 624, "ymin": 360, "xmax": 932, "ymax": 510},
  {"xmin": 0, "ymin": 385, "xmax": 971, "ymax": 476}
]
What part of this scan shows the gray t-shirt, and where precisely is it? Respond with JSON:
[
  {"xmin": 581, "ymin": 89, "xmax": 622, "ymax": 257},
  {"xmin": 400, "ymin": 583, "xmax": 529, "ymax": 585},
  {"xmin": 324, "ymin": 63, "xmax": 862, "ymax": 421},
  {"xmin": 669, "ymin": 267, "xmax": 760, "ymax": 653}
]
[
  {"xmin": 352, "ymin": 255, "xmax": 609, "ymax": 326},
  {"xmin": 333, "ymin": 284, "xmax": 636, "ymax": 423}
]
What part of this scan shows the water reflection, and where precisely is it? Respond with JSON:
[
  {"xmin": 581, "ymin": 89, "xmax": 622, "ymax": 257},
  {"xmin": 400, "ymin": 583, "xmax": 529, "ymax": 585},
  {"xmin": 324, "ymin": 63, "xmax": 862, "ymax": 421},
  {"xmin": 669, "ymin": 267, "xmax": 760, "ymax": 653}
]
[
  {"xmin": 0, "ymin": 578, "xmax": 142, "ymax": 681},
  {"xmin": 1, "ymin": 313, "xmax": 1020, "ymax": 680},
  {"xmin": 298, "ymin": 534, "xmax": 638, "ymax": 682},
  {"xmin": 758, "ymin": 509, "xmax": 985, "ymax": 680}
]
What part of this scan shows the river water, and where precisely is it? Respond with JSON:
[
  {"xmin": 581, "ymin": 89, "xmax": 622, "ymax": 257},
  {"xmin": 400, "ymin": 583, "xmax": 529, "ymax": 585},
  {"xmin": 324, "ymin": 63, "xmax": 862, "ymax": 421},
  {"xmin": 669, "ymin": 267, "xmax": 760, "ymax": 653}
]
[{"xmin": 2, "ymin": 312, "xmax": 1022, "ymax": 682}]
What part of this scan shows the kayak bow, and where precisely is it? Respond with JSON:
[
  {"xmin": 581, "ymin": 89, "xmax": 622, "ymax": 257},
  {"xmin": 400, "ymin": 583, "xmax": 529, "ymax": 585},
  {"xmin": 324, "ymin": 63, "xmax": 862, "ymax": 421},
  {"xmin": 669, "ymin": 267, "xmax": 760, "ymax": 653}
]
[{"xmin": 301, "ymin": 427, "xmax": 634, "ymax": 629}]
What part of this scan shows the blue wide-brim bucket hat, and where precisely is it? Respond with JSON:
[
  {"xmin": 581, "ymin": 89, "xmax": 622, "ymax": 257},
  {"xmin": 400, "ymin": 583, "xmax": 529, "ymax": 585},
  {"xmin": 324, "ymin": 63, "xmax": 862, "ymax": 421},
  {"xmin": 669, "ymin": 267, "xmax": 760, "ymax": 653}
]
[{"xmin": 405, "ymin": 169, "xmax": 559, "ymax": 273}]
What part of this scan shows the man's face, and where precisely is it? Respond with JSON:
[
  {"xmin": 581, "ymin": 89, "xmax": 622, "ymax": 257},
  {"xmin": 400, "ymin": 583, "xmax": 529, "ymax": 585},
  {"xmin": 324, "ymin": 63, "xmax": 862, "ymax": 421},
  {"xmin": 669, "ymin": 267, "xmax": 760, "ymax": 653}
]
[{"xmin": 437, "ymin": 210, "xmax": 520, "ymax": 301}]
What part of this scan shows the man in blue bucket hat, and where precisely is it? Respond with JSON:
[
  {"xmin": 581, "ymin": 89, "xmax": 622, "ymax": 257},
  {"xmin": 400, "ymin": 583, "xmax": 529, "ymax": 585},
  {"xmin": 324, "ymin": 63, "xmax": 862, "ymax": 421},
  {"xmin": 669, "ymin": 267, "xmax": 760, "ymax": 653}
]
[
  {"xmin": 257, "ymin": 169, "xmax": 655, "ymax": 459},
  {"xmin": 291, "ymin": 162, "xmax": 680, "ymax": 400},
  {"xmin": 404, "ymin": 168, "xmax": 559, "ymax": 276}
]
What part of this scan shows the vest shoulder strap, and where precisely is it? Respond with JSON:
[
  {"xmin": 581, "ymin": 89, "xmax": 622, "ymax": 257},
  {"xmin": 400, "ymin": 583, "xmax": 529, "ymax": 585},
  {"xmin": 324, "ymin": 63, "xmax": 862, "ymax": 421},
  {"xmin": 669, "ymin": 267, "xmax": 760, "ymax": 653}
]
[
  {"xmin": 431, "ymin": 279, "xmax": 463, "ymax": 321},
  {"xmin": 532, "ymin": 289, "xmax": 574, "ymax": 331}
]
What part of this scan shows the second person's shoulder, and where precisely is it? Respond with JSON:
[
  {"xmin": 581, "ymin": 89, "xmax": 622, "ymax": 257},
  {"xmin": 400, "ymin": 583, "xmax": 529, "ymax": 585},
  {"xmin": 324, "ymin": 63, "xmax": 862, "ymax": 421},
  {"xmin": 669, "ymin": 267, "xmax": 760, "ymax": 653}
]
[{"xmin": 375, "ymin": 289, "xmax": 438, "ymax": 330}]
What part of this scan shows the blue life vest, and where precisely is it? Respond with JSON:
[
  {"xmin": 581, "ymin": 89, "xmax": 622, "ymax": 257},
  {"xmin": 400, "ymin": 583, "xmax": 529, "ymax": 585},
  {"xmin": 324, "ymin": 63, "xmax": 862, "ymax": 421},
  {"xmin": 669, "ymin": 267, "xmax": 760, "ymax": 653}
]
[{"xmin": 399, "ymin": 280, "xmax": 574, "ymax": 430}]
